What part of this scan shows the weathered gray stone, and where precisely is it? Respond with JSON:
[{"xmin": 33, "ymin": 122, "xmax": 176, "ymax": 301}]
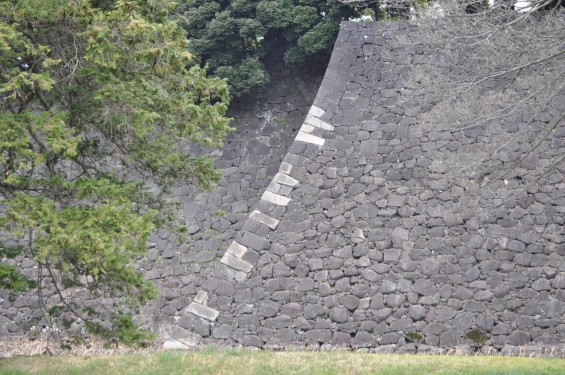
[
  {"xmin": 354, "ymin": 331, "xmax": 375, "ymax": 347},
  {"xmin": 379, "ymin": 280, "xmax": 397, "ymax": 294},
  {"xmin": 413, "ymin": 279, "xmax": 436, "ymax": 296},
  {"xmin": 272, "ymin": 172, "xmax": 299, "ymax": 187},
  {"xmin": 163, "ymin": 333, "xmax": 201, "ymax": 349},
  {"xmin": 226, "ymin": 241, "xmax": 247, "ymax": 258},
  {"xmin": 249, "ymin": 210, "xmax": 280, "ymax": 229},
  {"xmin": 220, "ymin": 252, "xmax": 253, "ymax": 273},
  {"xmin": 439, "ymin": 330, "xmax": 459, "ymax": 347},
  {"xmin": 282, "ymin": 302, "xmax": 303, "ymax": 317},
  {"xmin": 391, "ymin": 227, "xmax": 409, "ymax": 243},
  {"xmin": 333, "ymin": 332, "xmax": 352, "ymax": 346},
  {"xmin": 187, "ymin": 303, "xmax": 219, "ymax": 322},
  {"xmin": 508, "ymin": 240, "xmax": 526, "ymax": 252},
  {"xmin": 507, "ymin": 330, "xmax": 530, "ymax": 346},
  {"xmin": 193, "ymin": 291, "xmax": 209, "ymax": 306},
  {"xmin": 423, "ymin": 323, "xmax": 449, "ymax": 336},
  {"xmin": 298, "ymin": 278, "xmax": 315, "ymax": 292},
  {"xmin": 387, "ymin": 294, "xmax": 407, "ymax": 308},
  {"xmin": 474, "ymin": 290, "xmax": 494, "ymax": 301},
  {"xmin": 309, "ymin": 105, "xmax": 325, "ymax": 118},
  {"xmin": 262, "ymin": 191, "xmax": 292, "ymax": 206},
  {"xmin": 304, "ymin": 114, "xmax": 334, "ymax": 130},
  {"xmin": 343, "ymin": 295, "xmax": 360, "ymax": 311},
  {"xmin": 532, "ymin": 278, "xmax": 551, "ymax": 291},
  {"xmin": 422, "ymin": 259, "xmax": 441, "ymax": 275},
  {"xmin": 305, "ymin": 329, "xmax": 332, "ymax": 342},
  {"xmin": 360, "ymin": 140, "xmax": 380, "ymax": 155},
  {"xmin": 212, "ymin": 324, "xmax": 233, "ymax": 339},
  {"xmin": 259, "ymin": 301, "xmax": 280, "ymax": 317},
  {"xmin": 408, "ymin": 305, "xmax": 427, "ymax": 321},
  {"xmin": 240, "ymin": 335, "xmax": 263, "ymax": 347},
  {"xmin": 295, "ymin": 317, "xmax": 312, "ymax": 330},
  {"xmin": 373, "ymin": 308, "xmax": 392, "ymax": 323},
  {"xmin": 279, "ymin": 162, "xmax": 293, "ymax": 174},
  {"xmin": 295, "ymin": 131, "xmax": 325, "ymax": 146},
  {"xmin": 329, "ymin": 306, "xmax": 350, "ymax": 323}
]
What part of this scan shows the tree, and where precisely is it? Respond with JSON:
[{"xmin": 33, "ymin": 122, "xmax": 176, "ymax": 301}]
[
  {"xmin": 388, "ymin": 0, "xmax": 564, "ymax": 205},
  {"xmin": 0, "ymin": 0, "xmax": 232, "ymax": 344},
  {"xmin": 177, "ymin": 0, "xmax": 383, "ymax": 98}
]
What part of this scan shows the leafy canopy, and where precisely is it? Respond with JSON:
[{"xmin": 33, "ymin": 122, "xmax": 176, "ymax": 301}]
[
  {"xmin": 0, "ymin": 0, "xmax": 231, "ymax": 343},
  {"xmin": 177, "ymin": 0, "xmax": 384, "ymax": 97}
]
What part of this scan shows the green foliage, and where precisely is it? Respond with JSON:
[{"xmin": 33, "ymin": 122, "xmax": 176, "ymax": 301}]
[
  {"xmin": 0, "ymin": 0, "xmax": 232, "ymax": 343},
  {"xmin": 0, "ymin": 263, "xmax": 36, "ymax": 292},
  {"xmin": 0, "ymin": 243, "xmax": 36, "ymax": 292},
  {"xmin": 86, "ymin": 314, "xmax": 154, "ymax": 347},
  {"xmin": 177, "ymin": 0, "xmax": 384, "ymax": 97},
  {"xmin": 214, "ymin": 58, "xmax": 270, "ymax": 98}
]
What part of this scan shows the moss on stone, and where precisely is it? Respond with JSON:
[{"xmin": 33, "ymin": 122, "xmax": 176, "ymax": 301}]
[
  {"xmin": 405, "ymin": 332, "xmax": 424, "ymax": 343},
  {"xmin": 464, "ymin": 329, "xmax": 487, "ymax": 345}
]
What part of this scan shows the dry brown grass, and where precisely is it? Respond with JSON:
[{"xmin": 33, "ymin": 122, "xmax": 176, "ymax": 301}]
[{"xmin": 0, "ymin": 336, "xmax": 163, "ymax": 358}]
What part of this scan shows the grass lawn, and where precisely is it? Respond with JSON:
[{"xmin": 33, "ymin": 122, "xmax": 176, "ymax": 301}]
[{"xmin": 1, "ymin": 349, "xmax": 565, "ymax": 375}]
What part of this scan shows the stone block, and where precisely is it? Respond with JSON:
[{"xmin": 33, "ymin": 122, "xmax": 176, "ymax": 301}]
[
  {"xmin": 249, "ymin": 210, "xmax": 280, "ymax": 230},
  {"xmin": 309, "ymin": 105, "xmax": 325, "ymax": 118},
  {"xmin": 187, "ymin": 302, "xmax": 219, "ymax": 322},
  {"xmin": 272, "ymin": 172, "xmax": 299, "ymax": 187},
  {"xmin": 193, "ymin": 290, "xmax": 209, "ymax": 306},
  {"xmin": 262, "ymin": 191, "xmax": 292, "ymax": 206},
  {"xmin": 220, "ymin": 252, "xmax": 253, "ymax": 273},
  {"xmin": 304, "ymin": 115, "xmax": 334, "ymax": 130},
  {"xmin": 295, "ymin": 131, "xmax": 325, "ymax": 146},
  {"xmin": 279, "ymin": 162, "xmax": 293, "ymax": 174},
  {"xmin": 163, "ymin": 333, "xmax": 201, "ymax": 349},
  {"xmin": 300, "ymin": 124, "xmax": 316, "ymax": 133},
  {"xmin": 226, "ymin": 241, "xmax": 247, "ymax": 258},
  {"xmin": 305, "ymin": 329, "xmax": 332, "ymax": 342}
]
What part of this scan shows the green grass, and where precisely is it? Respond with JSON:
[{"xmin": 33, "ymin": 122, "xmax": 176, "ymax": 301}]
[{"xmin": 1, "ymin": 350, "xmax": 564, "ymax": 375}]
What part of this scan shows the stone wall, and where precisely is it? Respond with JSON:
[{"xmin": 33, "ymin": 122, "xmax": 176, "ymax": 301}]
[
  {"xmin": 2, "ymin": 21, "xmax": 565, "ymax": 357},
  {"xmin": 165, "ymin": 21, "xmax": 565, "ymax": 355}
]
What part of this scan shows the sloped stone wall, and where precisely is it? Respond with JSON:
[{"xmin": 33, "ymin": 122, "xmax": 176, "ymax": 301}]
[
  {"xmin": 168, "ymin": 21, "xmax": 565, "ymax": 355},
  {"xmin": 2, "ymin": 20, "xmax": 565, "ymax": 357},
  {"xmin": 0, "ymin": 51, "xmax": 328, "ymax": 339}
]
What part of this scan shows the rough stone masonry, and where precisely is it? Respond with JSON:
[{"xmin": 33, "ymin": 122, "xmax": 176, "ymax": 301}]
[
  {"xmin": 166, "ymin": 21, "xmax": 565, "ymax": 355},
  {"xmin": 3, "ymin": 21, "xmax": 565, "ymax": 356}
]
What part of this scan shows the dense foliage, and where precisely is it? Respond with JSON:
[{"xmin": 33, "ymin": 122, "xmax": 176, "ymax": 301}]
[
  {"xmin": 0, "ymin": 0, "xmax": 232, "ymax": 343},
  {"xmin": 177, "ymin": 0, "xmax": 383, "ymax": 97}
]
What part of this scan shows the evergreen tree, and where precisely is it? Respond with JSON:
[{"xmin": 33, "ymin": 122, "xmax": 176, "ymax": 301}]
[
  {"xmin": 0, "ymin": 0, "xmax": 232, "ymax": 343},
  {"xmin": 177, "ymin": 0, "xmax": 383, "ymax": 97}
]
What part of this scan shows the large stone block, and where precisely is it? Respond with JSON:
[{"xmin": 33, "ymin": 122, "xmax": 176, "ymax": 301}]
[{"xmin": 187, "ymin": 302, "xmax": 219, "ymax": 322}]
